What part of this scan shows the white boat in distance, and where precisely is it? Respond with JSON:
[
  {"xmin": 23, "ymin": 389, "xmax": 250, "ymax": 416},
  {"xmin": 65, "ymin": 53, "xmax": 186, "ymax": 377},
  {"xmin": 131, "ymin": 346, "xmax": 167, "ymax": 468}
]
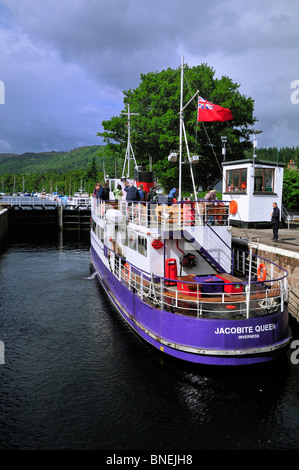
[{"xmin": 67, "ymin": 190, "xmax": 91, "ymax": 209}]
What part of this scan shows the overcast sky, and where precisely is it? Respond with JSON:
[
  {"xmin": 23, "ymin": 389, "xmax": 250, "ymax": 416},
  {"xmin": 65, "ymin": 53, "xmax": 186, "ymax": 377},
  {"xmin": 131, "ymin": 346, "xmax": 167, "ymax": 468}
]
[{"xmin": 0, "ymin": 0, "xmax": 299, "ymax": 154}]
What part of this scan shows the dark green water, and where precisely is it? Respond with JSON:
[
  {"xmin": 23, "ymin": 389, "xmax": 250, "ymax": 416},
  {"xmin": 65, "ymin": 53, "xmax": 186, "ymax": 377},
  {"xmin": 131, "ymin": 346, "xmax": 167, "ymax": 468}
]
[{"xmin": 0, "ymin": 238, "xmax": 299, "ymax": 451}]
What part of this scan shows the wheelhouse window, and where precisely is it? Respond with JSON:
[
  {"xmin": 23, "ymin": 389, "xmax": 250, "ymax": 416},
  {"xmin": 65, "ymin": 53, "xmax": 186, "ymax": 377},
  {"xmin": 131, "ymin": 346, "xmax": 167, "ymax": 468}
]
[
  {"xmin": 254, "ymin": 168, "xmax": 274, "ymax": 193},
  {"xmin": 128, "ymin": 230, "xmax": 147, "ymax": 256},
  {"xmin": 138, "ymin": 235, "xmax": 147, "ymax": 257},
  {"xmin": 226, "ymin": 168, "xmax": 247, "ymax": 192},
  {"xmin": 91, "ymin": 220, "xmax": 103, "ymax": 243},
  {"xmin": 128, "ymin": 229, "xmax": 137, "ymax": 251}
]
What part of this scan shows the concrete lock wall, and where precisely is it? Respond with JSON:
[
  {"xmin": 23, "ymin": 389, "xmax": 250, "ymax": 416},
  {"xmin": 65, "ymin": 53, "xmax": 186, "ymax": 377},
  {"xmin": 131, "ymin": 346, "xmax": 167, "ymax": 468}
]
[
  {"xmin": 0, "ymin": 209, "xmax": 9, "ymax": 246},
  {"xmin": 256, "ymin": 245, "xmax": 299, "ymax": 322},
  {"xmin": 233, "ymin": 237, "xmax": 299, "ymax": 322}
]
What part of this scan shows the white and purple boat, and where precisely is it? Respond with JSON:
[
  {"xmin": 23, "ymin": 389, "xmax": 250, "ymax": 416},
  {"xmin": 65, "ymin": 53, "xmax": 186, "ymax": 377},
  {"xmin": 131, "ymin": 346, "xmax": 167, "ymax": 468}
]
[{"xmin": 90, "ymin": 59, "xmax": 291, "ymax": 366}]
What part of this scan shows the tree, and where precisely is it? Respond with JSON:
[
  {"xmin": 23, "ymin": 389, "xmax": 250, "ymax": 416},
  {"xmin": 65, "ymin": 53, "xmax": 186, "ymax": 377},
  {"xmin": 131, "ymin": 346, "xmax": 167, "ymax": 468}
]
[
  {"xmin": 282, "ymin": 169, "xmax": 299, "ymax": 210},
  {"xmin": 98, "ymin": 63, "xmax": 256, "ymax": 192},
  {"xmin": 86, "ymin": 156, "xmax": 98, "ymax": 180}
]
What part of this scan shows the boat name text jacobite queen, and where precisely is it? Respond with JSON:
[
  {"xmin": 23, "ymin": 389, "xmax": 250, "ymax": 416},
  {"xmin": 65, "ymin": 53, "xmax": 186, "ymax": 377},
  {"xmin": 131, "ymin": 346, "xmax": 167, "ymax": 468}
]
[{"xmin": 215, "ymin": 322, "xmax": 276, "ymax": 335}]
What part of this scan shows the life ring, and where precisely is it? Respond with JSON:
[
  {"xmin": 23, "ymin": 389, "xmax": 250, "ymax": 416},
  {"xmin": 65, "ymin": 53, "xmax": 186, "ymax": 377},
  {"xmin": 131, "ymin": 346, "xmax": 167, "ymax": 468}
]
[
  {"xmin": 151, "ymin": 239, "xmax": 164, "ymax": 249},
  {"xmin": 257, "ymin": 263, "xmax": 267, "ymax": 282},
  {"xmin": 124, "ymin": 262, "xmax": 130, "ymax": 283},
  {"xmin": 229, "ymin": 200, "xmax": 238, "ymax": 215}
]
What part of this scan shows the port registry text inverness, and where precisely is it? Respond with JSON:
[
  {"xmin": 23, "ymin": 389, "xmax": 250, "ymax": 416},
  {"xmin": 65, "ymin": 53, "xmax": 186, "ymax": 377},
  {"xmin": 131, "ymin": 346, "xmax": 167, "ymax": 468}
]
[{"xmin": 106, "ymin": 455, "xmax": 192, "ymax": 467}]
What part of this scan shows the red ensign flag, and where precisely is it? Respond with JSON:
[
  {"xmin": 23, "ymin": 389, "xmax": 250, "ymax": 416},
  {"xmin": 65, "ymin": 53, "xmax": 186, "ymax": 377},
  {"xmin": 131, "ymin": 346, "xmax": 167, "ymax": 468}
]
[{"xmin": 197, "ymin": 96, "xmax": 233, "ymax": 122}]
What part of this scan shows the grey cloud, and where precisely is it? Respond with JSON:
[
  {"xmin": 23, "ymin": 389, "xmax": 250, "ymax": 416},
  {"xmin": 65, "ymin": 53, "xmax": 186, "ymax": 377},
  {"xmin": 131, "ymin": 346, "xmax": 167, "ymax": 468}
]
[{"xmin": 0, "ymin": 0, "xmax": 299, "ymax": 153}]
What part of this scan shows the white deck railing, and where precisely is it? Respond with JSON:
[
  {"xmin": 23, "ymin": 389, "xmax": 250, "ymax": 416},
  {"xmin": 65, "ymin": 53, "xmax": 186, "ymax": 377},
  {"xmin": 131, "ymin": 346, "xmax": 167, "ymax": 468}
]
[
  {"xmin": 100, "ymin": 243, "xmax": 288, "ymax": 320},
  {"xmin": 92, "ymin": 197, "xmax": 230, "ymax": 230},
  {"xmin": 91, "ymin": 198, "xmax": 288, "ymax": 319},
  {"xmin": 1, "ymin": 196, "xmax": 58, "ymax": 206}
]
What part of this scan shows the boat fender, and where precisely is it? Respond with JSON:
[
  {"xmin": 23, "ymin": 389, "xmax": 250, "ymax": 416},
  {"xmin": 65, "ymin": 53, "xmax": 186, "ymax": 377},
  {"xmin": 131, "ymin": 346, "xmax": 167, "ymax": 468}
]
[
  {"xmin": 124, "ymin": 262, "xmax": 130, "ymax": 283},
  {"xmin": 229, "ymin": 200, "xmax": 238, "ymax": 215},
  {"xmin": 257, "ymin": 263, "xmax": 267, "ymax": 282}
]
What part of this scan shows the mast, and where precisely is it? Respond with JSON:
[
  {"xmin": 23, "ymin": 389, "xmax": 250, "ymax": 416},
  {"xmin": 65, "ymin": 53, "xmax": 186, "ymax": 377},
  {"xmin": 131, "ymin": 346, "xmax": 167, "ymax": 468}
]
[
  {"xmin": 179, "ymin": 56, "xmax": 199, "ymax": 214},
  {"xmin": 121, "ymin": 104, "xmax": 139, "ymax": 179},
  {"xmin": 179, "ymin": 56, "xmax": 184, "ymax": 202}
]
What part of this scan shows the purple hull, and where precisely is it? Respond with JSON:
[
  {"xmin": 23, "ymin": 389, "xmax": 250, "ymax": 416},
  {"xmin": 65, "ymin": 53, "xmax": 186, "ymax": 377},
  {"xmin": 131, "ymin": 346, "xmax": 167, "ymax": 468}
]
[{"xmin": 90, "ymin": 245, "xmax": 291, "ymax": 366}]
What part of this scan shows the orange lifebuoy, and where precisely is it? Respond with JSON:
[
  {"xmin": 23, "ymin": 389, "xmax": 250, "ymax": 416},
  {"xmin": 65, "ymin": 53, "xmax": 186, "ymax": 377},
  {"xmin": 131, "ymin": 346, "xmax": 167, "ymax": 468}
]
[
  {"xmin": 257, "ymin": 263, "xmax": 267, "ymax": 282},
  {"xmin": 229, "ymin": 200, "xmax": 238, "ymax": 215},
  {"xmin": 124, "ymin": 262, "xmax": 130, "ymax": 283}
]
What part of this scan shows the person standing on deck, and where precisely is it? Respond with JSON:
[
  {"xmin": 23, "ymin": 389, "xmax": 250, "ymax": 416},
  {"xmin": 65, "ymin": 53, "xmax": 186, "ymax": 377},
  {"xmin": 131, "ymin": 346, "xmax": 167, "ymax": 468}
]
[
  {"xmin": 92, "ymin": 183, "xmax": 101, "ymax": 198},
  {"xmin": 146, "ymin": 184, "xmax": 157, "ymax": 225},
  {"xmin": 147, "ymin": 184, "xmax": 157, "ymax": 202},
  {"xmin": 124, "ymin": 182, "xmax": 140, "ymax": 202},
  {"xmin": 205, "ymin": 188, "xmax": 217, "ymax": 224},
  {"xmin": 167, "ymin": 187, "xmax": 177, "ymax": 205},
  {"xmin": 113, "ymin": 184, "xmax": 122, "ymax": 200},
  {"xmin": 97, "ymin": 183, "xmax": 110, "ymax": 200},
  {"xmin": 138, "ymin": 184, "xmax": 147, "ymax": 201}
]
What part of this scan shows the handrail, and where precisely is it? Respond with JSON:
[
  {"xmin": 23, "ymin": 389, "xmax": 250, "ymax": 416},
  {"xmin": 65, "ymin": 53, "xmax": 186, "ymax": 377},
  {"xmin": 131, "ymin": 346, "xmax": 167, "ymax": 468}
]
[
  {"xmin": 233, "ymin": 247, "xmax": 288, "ymax": 284},
  {"xmin": 1, "ymin": 195, "xmax": 92, "ymax": 208},
  {"xmin": 91, "ymin": 198, "xmax": 288, "ymax": 319},
  {"xmin": 92, "ymin": 197, "xmax": 231, "ymax": 230},
  {"xmin": 99, "ymin": 242, "xmax": 288, "ymax": 320},
  {"xmin": 1, "ymin": 196, "xmax": 59, "ymax": 206}
]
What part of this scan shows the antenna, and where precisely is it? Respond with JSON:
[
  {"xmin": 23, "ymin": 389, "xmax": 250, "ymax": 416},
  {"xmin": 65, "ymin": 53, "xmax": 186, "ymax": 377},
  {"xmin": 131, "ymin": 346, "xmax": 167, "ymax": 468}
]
[{"xmin": 120, "ymin": 104, "xmax": 139, "ymax": 178}]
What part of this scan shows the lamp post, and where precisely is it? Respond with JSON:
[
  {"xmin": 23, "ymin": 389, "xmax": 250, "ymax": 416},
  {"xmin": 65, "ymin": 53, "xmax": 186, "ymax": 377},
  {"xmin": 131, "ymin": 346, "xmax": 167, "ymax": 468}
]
[
  {"xmin": 221, "ymin": 136, "xmax": 227, "ymax": 162},
  {"xmin": 253, "ymin": 129, "xmax": 263, "ymax": 160},
  {"xmin": 252, "ymin": 130, "xmax": 263, "ymax": 193}
]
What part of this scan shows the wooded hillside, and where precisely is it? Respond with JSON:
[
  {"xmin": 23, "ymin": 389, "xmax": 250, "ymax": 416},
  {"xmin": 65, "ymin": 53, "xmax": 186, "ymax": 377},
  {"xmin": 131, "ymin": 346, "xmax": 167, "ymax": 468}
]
[
  {"xmin": 0, "ymin": 144, "xmax": 298, "ymax": 210},
  {"xmin": 0, "ymin": 145, "xmax": 120, "ymax": 195}
]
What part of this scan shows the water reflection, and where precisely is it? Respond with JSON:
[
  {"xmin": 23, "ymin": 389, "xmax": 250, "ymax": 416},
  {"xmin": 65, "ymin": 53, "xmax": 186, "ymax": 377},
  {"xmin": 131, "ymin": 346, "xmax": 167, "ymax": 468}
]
[{"xmin": 0, "ymin": 238, "xmax": 298, "ymax": 450}]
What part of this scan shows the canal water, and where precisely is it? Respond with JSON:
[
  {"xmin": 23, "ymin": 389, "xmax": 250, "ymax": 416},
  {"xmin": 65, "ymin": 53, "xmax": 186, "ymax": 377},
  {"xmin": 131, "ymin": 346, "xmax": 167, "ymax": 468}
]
[{"xmin": 0, "ymin": 235, "xmax": 299, "ymax": 451}]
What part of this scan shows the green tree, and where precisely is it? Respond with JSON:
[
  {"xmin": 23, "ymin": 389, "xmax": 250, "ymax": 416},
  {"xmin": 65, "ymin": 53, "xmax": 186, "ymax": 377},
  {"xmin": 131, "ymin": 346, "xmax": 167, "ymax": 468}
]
[
  {"xmin": 86, "ymin": 156, "xmax": 99, "ymax": 180},
  {"xmin": 282, "ymin": 169, "xmax": 299, "ymax": 210},
  {"xmin": 98, "ymin": 63, "xmax": 256, "ymax": 192}
]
